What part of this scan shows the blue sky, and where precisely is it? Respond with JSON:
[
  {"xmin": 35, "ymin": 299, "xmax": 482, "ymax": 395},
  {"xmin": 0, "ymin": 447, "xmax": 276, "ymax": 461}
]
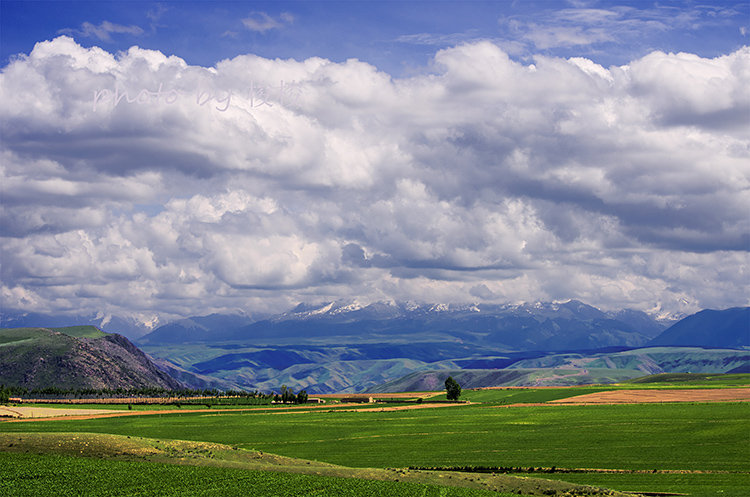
[
  {"xmin": 3, "ymin": 1, "xmax": 748, "ymax": 74},
  {"xmin": 1, "ymin": 1, "xmax": 749, "ymax": 327}
]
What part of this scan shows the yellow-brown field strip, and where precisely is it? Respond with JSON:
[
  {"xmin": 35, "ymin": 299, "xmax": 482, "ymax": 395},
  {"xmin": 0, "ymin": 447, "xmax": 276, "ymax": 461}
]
[{"xmin": 548, "ymin": 387, "xmax": 750, "ymax": 404}]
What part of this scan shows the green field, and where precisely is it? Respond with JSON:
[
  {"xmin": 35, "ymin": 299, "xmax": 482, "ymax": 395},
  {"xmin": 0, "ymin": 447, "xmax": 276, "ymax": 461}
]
[
  {"xmin": 2, "ymin": 379, "xmax": 748, "ymax": 496},
  {"xmin": 0, "ymin": 432, "xmax": 620, "ymax": 496},
  {"xmin": 0, "ymin": 452, "xmax": 507, "ymax": 497},
  {"xmin": 4, "ymin": 403, "xmax": 746, "ymax": 471},
  {"xmin": 3, "ymin": 401, "xmax": 748, "ymax": 495},
  {"xmin": 432, "ymin": 386, "xmax": 614, "ymax": 404},
  {"xmin": 539, "ymin": 472, "xmax": 750, "ymax": 497}
]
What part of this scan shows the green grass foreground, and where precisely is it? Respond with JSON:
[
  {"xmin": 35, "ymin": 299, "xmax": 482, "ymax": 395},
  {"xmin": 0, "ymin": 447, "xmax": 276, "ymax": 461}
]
[
  {"xmin": 0, "ymin": 433, "xmax": 621, "ymax": 496},
  {"xmin": 0, "ymin": 452, "xmax": 507, "ymax": 497},
  {"xmin": 537, "ymin": 471, "xmax": 750, "ymax": 497},
  {"xmin": 3, "ymin": 400, "xmax": 748, "ymax": 495},
  {"xmin": 2, "ymin": 379, "xmax": 748, "ymax": 496}
]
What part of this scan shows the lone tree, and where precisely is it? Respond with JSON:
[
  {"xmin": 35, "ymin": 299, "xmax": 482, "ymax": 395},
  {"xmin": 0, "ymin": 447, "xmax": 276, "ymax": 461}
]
[{"xmin": 445, "ymin": 376, "xmax": 461, "ymax": 401}]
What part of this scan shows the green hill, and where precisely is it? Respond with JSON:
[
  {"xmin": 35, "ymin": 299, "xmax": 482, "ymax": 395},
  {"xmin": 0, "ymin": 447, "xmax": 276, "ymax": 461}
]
[
  {"xmin": 0, "ymin": 327, "xmax": 183, "ymax": 391},
  {"xmin": 50, "ymin": 325, "xmax": 108, "ymax": 338}
]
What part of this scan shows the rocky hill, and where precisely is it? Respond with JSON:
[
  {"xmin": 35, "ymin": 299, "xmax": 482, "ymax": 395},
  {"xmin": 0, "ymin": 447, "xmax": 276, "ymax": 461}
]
[{"xmin": 0, "ymin": 326, "xmax": 184, "ymax": 390}]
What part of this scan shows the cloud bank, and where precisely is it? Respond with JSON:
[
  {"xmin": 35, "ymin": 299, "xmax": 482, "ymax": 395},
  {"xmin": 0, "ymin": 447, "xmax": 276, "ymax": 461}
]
[{"xmin": 1, "ymin": 36, "xmax": 748, "ymax": 324}]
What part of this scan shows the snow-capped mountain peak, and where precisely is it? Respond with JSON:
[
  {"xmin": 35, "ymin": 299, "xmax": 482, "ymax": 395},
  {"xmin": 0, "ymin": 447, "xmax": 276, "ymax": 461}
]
[
  {"xmin": 330, "ymin": 301, "xmax": 365, "ymax": 315},
  {"xmin": 309, "ymin": 302, "xmax": 334, "ymax": 315}
]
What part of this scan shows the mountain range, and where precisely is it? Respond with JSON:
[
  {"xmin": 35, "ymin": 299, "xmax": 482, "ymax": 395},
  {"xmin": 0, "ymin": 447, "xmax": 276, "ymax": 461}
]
[
  {"xmin": 2, "ymin": 301, "xmax": 747, "ymax": 394},
  {"xmin": 136, "ymin": 300, "xmax": 747, "ymax": 393},
  {"xmin": 138, "ymin": 300, "xmax": 671, "ymax": 348}
]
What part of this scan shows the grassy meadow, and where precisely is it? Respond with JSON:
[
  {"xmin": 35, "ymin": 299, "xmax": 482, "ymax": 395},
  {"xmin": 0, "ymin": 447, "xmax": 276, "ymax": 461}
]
[
  {"xmin": 2, "ymin": 376, "xmax": 749, "ymax": 496},
  {"xmin": 0, "ymin": 451, "xmax": 507, "ymax": 497}
]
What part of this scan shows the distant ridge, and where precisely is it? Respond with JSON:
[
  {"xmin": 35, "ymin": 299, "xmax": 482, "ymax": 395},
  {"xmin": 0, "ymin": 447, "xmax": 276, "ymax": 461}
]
[
  {"xmin": 367, "ymin": 346, "xmax": 750, "ymax": 392},
  {"xmin": 648, "ymin": 307, "xmax": 750, "ymax": 348},
  {"xmin": 366, "ymin": 368, "xmax": 643, "ymax": 392},
  {"xmin": 138, "ymin": 299, "xmax": 667, "ymax": 350},
  {"xmin": 137, "ymin": 313, "xmax": 256, "ymax": 345}
]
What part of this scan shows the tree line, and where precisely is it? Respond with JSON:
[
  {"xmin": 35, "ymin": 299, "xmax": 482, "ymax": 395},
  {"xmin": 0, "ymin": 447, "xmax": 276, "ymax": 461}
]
[
  {"xmin": 0, "ymin": 384, "xmax": 315, "ymax": 405},
  {"xmin": 0, "ymin": 385, "xmax": 271, "ymax": 401},
  {"xmin": 0, "ymin": 385, "xmax": 260, "ymax": 398}
]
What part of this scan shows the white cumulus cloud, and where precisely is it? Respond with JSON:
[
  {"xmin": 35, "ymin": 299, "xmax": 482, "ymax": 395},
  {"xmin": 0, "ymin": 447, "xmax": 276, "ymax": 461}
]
[{"xmin": 1, "ymin": 36, "xmax": 748, "ymax": 322}]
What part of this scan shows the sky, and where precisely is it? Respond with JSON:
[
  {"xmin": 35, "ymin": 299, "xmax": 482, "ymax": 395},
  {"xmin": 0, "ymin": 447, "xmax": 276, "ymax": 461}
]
[{"xmin": 1, "ymin": 0, "xmax": 749, "ymax": 327}]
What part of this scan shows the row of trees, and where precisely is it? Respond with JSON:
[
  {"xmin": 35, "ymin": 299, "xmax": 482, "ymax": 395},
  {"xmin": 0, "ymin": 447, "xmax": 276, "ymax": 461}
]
[
  {"xmin": 274, "ymin": 385, "xmax": 309, "ymax": 404},
  {"xmin": 0, "ymin": 385, "xmax": 274, "ymax": 401},
  {"xmin": 0, "ymin": 384, "xmax": 316, "ymax": 405},
  {"xmin": 2, "ymin": 381, "xmax": 457, "ymax": 405}
]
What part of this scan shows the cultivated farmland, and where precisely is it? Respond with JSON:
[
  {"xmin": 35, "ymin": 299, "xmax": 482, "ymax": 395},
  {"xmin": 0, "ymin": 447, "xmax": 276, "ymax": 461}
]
[{"xmin": 2, "ymin": 377, "xmax": 748, "ymax": 496}]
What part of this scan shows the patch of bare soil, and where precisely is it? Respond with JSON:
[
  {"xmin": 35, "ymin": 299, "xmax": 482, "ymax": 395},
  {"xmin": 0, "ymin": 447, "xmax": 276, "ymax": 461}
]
[
  {"xmin": 0, "ymin": 405, "xmax": 129, "ymax": 419},
  {"xmin": 548, "ymin": 388, "xmax": 750, "ymax": 405}
]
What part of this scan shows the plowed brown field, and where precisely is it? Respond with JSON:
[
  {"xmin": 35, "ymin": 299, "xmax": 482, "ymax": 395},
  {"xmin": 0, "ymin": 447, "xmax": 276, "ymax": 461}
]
[
  {"xmin": 0, "ymin": 405, "xmax": 129, "ymax": 419},
  {"xmin": 549, "ymin": 387, "xmax": 750, "ymax": 404}
]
